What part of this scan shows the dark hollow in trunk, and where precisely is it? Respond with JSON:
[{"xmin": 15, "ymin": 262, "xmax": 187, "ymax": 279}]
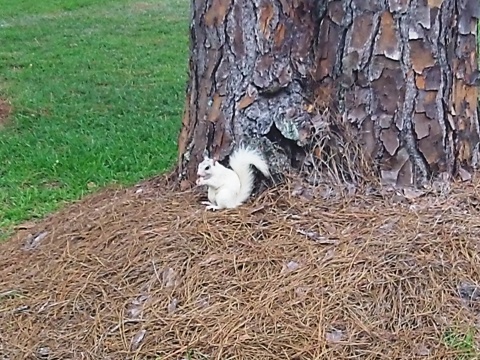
[{"xmin": 176, "ymin": 0, "xmax": 479, "ymax": 188}]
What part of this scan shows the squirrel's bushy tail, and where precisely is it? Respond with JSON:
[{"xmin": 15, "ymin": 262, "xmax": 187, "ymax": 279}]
[{"xmin": 229, "ymin": 146, "xmax": 270, "ymax": 206}]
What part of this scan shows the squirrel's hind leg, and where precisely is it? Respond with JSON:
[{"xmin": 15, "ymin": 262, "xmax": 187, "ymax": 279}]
[
  {"xmin": 205, "ymin": 204, "xmax": 220, "ymax": 211},
  {"xmin": 200, "ymin": 201, "xmax": 221, "ymax": 211},
  {"xmin": 200, "ymin": 201, "xmax": 220, "ymax": 211},
  {"xmin": 214, "ymin": 189, "xmax": 240, "ymax": 210}
]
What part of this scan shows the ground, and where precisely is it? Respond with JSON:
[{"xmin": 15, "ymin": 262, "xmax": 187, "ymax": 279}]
[
  {"xmin": 1, "ymin": 176, "xmax": 480, "ymax": 359},
  {"xmin": 1, "ymin": 0, "xmax": 480, "ymax": 359}
]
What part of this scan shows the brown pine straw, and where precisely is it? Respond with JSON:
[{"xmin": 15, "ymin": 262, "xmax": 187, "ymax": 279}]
[{"xmin": 1, "ymin": 174, "xmax": 480, "ymax": 359}]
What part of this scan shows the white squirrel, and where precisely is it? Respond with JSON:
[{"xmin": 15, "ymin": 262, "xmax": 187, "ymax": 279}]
[{"xmin": 196, "ymin": 146, "xmax": 270, "ymax": 210}]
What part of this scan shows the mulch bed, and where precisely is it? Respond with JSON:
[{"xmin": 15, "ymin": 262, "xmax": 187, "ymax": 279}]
[{"xmin": 1, "ymin": 175, "xmax": 480, "ymax": 359}]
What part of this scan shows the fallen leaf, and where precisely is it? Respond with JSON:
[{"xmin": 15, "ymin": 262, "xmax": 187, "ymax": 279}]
[
  {"xmin": 168, "ymin": 298, "xmax": 178, "ymax": 313},
  {"xmin": 322, "ymin": 249, "xmax": 336, "ymax": 262},
  {"xmin": 23, "ymin": 231, "xmax": 48, "ymax": 250},
  {"xmin": 199, "ymin": 254, "xmax": 223, "ymax": 266},
  {"xmin": 281, "ymin": 260, "xmax": 300, "ymax": 274},
  {"xmin": 458, "ymin": 167, "xmax": 472, "ymax": 181},
  {"xmin": 402, "ymin": 188, "xmax": 425, "ymax": 200},
  {"xmin": 295, "ymin": 286, "xmax": 310, "ymax": 298},
  {"xmin": 297, "ymin": 229, "xmax": 339, "ymax": 245},
  {"xmin": 127, "ymin": 294, "xmax": 149, "ymax": 318},
  {"xmin": 130, "ymin": 329, "xmax": 146, "ymax": 350},
  {"xmin": 180, "ymin": 180, "xmax": 191, "ymax": 191},
  {"xmin": 325, "ymin": 329, "xmax": 345, "ymax": 343},
  {"xmin": 458, "ymin": 282, "xmax": 480, "ymax": 301},
  {"xmin": 36, "ymin": 346, "xmax": 51, "ymax": 358},
  {"xmin": 415, "ymin": 344, "xmax": 431, "ymax": 356},
  {"xmin": 196, "ymin": 297, "xmax": 210, "ymax": 309},
  {"xmin": 162, "ymin": 268, "xmax": 177, "ymax": 288}
]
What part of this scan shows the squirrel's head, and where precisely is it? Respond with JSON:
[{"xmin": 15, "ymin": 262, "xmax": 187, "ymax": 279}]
[{"xmin": 197, "ymin": 155, "xmax": 218, "ymax": 179}]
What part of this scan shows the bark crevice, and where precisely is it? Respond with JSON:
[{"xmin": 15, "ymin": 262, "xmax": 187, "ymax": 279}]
[{"xmin": 397, "ymin": 13, "xmax": 430, "ymax": 185}]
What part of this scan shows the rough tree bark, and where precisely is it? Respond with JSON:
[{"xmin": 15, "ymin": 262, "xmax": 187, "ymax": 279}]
[{"xmin": 176, "ymin": 0, "xmax": 479, "ymax": 188}]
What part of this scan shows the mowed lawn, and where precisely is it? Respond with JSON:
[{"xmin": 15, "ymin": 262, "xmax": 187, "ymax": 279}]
[{"xmin": 0, "ymin": 0, "xmax": 189, "ymax": 234}]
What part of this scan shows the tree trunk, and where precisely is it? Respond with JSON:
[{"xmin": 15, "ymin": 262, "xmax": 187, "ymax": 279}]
[{"xmin": 176, "ymin": 0, "xmax": 479, "ymax": 188}]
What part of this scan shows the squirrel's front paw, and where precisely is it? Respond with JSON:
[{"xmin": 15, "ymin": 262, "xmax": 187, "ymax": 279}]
[{"xmin": 196, "ymin": 177, "xmax": 203, "ymax": 186}]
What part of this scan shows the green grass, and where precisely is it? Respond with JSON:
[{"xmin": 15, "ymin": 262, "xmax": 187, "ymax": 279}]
[
  {"xmin": 443, "ymin": 328, "xmax": 478, "ymax": 359},
  {"xmin": 0, "ymin": 0, "xmax": 189, "ymax": 233}
]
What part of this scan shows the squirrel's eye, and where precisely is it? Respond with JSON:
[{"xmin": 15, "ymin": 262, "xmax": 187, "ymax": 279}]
[{"xmin": 205, "ymin": 166, "xmax": 210, "ymax": 170}]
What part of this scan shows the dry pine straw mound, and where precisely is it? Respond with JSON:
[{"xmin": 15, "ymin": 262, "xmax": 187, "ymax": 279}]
[{"xmin": 1, "ymin": 177, "xmax": 480, "ymax": 360}]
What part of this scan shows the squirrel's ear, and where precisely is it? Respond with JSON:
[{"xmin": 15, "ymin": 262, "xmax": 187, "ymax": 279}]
[{"xmin": 202, "ymin": 149, "xmax": 209, "ymax": 160}]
